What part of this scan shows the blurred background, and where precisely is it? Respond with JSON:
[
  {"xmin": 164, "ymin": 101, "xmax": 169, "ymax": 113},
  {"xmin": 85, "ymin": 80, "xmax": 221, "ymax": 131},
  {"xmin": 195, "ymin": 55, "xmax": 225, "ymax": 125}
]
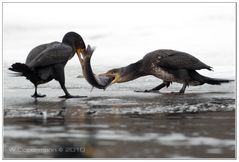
[
  {"xmin": 3, "ymin": 3, "xmax": 235, "ymax": 78},
  {"xmin": 3, "ymin": 3, "xmax": 236, "ymax": 159}
]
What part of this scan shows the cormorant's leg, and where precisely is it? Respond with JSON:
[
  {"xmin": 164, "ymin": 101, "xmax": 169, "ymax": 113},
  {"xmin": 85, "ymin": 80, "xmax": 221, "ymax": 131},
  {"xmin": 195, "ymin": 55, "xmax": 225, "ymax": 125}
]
[
  {"xmin": 135, "ymin": 81, "xmax": 170, "ymax": 93},
  {"xmin": 31, "ymin": 84, "xmax": 46, "ymax": 98},
  {"xmin": 54, "ymin": 65, "xmax": 86, "ymax": 99},
  {"xmin": 58, "ymin": 82, "xmax": 86, "ymax": 98},
  {"xmin": 179, "ymin": 83, "xmax": 187, "ymax": 94},
  {"xmin": 171, "ymin": 83, "xmax": 187, "ymax": 95}
]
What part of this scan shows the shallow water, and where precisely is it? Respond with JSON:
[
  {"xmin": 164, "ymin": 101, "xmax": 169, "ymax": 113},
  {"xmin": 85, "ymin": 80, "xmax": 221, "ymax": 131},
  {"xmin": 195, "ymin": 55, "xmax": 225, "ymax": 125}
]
[{"xmin": 3, "ymin": 66, "xmax": 235, "ymax": 158}]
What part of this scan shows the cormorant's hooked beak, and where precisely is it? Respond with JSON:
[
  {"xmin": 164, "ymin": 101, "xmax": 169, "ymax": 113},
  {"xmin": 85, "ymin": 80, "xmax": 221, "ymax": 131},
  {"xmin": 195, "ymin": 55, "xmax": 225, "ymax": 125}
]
[
  {"xmin": 76, "ymin": 48, "xmax": 86, "ymax": 64},
  {"xmin": 102, "ymin": 72, "xmax": 121, "ymax": 85}
]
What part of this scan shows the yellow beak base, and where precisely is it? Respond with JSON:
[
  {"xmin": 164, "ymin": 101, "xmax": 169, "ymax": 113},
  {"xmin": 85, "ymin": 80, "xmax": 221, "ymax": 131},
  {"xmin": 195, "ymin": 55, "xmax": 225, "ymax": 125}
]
[{"xmin": 76, "ymin": 48, "xmax": 85, "ymax": 63}]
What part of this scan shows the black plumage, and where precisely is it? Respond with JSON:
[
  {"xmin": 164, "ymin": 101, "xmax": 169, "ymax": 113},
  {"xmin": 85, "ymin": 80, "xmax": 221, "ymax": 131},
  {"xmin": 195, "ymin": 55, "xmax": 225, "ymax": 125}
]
[
  {"xmin": 9, "ymin": 32, "xmax": 86, "ymax": 98},
  {"xmin": 104, "ymin": 49, "xmax": 232, "ymax": 94},
  {"xmin": 147, "ymin": 50, "xmax": 212, "ymax": 71}
]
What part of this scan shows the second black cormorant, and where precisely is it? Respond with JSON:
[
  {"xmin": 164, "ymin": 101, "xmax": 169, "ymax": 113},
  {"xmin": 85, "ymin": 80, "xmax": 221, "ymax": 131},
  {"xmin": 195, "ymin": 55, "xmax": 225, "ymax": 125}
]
[
  {"xmin": 9, "ymin": 32, "xmax": 86, "ymax": 98},
  {"xmin": 102, "ymin": 49, "xmax": 232, "ymax": 94}
]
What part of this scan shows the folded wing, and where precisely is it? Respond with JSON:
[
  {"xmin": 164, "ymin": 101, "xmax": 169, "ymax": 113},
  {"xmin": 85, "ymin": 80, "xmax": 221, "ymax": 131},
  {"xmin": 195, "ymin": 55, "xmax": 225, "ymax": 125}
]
[
  {"xmin": 154, "ymin": 50, "xmax": 212, "ymax": 71},
  {"xmin": 26, "ymin": 42, "xmax": 73, "ymax": 69}
]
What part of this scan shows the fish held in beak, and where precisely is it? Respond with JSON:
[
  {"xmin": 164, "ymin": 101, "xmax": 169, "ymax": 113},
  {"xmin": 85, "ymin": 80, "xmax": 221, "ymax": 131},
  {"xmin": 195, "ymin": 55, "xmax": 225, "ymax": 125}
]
[
  {"xmin": 95, "ymin": 74, "xmax": 115, "ymax": 89},
  {"xmin": 76, "ymin": 48, "xmax": 85, "ymax": 64},
  {"xmin": 76, "ymin": 45, "xmax": 95, "ymax": 63},
  {"xmin": 79, "ymin": 44, "xmax": 113, "ymax": 90},
  {"xmin": 84, "ymin": 45, "xmax": 95, "ymax": 58}
]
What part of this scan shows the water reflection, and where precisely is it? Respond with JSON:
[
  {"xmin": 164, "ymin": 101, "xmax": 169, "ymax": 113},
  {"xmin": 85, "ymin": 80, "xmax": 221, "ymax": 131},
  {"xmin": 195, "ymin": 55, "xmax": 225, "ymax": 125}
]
[
  {"xmin": 3, "ymin": 71, "xmax": 235, "ymax": 158},
  {"xmin": 4, "ymin": 110, "xmax": 235, "ymax": 158}
]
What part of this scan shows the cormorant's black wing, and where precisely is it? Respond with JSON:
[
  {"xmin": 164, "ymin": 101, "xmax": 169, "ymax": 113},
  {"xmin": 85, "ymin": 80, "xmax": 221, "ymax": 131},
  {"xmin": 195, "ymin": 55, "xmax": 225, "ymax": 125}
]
[
  {"xmin": 25, "ymin": 42, "xmax": 73, "ymax": 69},
  {"xmin": 25, "ymin": 43, "xmax": 49, "ymax": 64},
  {"xmin": 153, "ymin": 50, "xmax": 212, "ymax": 70}
]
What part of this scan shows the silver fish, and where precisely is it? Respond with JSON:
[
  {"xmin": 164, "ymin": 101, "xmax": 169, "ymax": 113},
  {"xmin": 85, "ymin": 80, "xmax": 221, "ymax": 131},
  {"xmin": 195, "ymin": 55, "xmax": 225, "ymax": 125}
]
[{"xmin": 78, "ymin": 45, "xmax": 113, "ymax": 89}]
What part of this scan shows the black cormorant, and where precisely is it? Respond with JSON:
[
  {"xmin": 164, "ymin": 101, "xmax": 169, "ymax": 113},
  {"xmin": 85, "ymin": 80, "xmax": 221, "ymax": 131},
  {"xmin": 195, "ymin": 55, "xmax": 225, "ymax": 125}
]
[
  {"xmin": 9, "ymin": 32, "xmax": 86, "ymax": 98},
  {"xmin": 103, "ymin": 49, "xmax": 232, "ymax": 94}
]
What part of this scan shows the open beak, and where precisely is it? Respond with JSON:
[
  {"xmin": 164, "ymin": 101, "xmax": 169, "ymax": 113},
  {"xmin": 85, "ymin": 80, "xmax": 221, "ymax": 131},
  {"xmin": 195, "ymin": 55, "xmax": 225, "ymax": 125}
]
[
  {"xmin": 111, "ymin": 74, "xmax": 120, "ymax": 84},
  {"xmin": 76, "ymin": 48, "xmax": 85, "ymax": 63},
  {"xmin": 102, "ymin": 73, "xmax": 120, "ymax": 85}
]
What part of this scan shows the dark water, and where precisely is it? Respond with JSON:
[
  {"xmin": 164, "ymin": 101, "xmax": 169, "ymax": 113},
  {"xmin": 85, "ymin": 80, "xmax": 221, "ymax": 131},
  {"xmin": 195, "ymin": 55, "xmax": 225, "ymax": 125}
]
[{"xmin": 3, "ymin": 66, "xmax": 236, "ymax": 158}]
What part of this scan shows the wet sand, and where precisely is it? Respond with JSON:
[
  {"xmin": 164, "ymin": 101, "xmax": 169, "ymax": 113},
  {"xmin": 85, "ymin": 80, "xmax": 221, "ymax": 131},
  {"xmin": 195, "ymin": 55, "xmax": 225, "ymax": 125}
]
[{"xmin": 3, "ymin": 66, "xmax": 235, "ymax": 158}]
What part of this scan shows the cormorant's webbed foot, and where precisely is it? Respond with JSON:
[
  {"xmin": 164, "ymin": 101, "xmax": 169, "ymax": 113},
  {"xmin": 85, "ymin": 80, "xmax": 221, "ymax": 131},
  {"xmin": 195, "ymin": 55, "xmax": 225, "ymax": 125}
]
[
  {"xmin": 171, "ymin": 83, "xmax": 187, "ymax": 95},
  {"xmin": 135, "ymin": 82, "xmax": 170, "ymax": 93},
  {"xmin": 58, "ymin": 82, "xmax": 86, "ymax": 99},
  {"xmin": 32, "ymin": 85, "xmax": 45, "ymax": 98},
  {"xmin": 31, "ymin": 93, "xmax": 46, "ymax": 98},
  {"xmin": 170, "ymin": 91, "xmax": 185, "ymax": 95},
  {"xmin": 134, "ymin": 89, "xmax": 159, "ymax": 93},
  {"xmin": 59, "ymin": 95, "xmax": 87, "ymax": 99}
]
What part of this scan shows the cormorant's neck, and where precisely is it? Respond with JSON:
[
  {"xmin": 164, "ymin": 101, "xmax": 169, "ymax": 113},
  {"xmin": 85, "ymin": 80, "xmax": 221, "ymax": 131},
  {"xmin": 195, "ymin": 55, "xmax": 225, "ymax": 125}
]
[{"xmin": 119, "ymin": 60, "xmax": 144, "ymax": 82}]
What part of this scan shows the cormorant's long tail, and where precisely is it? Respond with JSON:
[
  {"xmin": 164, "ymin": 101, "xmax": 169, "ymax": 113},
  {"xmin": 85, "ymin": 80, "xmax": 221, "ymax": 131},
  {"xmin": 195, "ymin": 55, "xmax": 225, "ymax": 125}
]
[
  {"xmin": 9, "ymin": 63, "xmax": 34, "ymax": 80},
  {"xmin": 190, "ymin": 71, "xmax": 233, "ymax": 85}
]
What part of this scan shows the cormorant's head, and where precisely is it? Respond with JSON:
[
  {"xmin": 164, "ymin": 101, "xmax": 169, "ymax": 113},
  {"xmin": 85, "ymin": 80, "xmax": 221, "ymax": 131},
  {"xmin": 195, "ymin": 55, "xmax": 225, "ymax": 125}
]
[
  {"xmin": 104, "ymin": 68, "xmax": 127, "ymax": 84},
  {"xmin": 103, "ymin": 61, "xmax": 143, "ymax": 86},
  {"xmin": 62, "ymin": 32, "xmax": 86, "ymax": 59}
]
